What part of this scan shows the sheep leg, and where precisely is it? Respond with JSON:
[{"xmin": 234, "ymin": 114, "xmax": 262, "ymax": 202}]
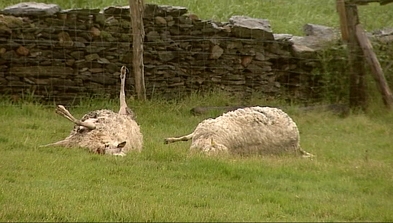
[
  {"xmin": 55, "ymin": 105, "xmax": 96, "ymax": 130},
  {"xmin": 118, "ymin": 66, "xmax": 129, "ymax": 115},
  {"xmin": 39, "ymin": 139, "xmax": 70, "ymax": 147},
  {"xmin": 164, "ymin": 133, "xmax": 194, "ymax": 144},
  {"xmin": 299, "ymin": 147, "xmax": 314, "ymax": 158}
]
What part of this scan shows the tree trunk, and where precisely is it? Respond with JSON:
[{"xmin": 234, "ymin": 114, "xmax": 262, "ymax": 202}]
[{"xmin": 129, "ymin": 0, "xmax": 146, "ymax": 100}]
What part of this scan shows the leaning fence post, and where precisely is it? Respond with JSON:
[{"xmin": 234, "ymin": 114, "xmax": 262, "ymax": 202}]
[{"xmin": 355, "ymin": 24, "xmax": 393, "ymax": 109}]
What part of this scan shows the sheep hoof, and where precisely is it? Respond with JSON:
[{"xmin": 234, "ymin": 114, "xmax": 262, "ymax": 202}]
[
  {"xmin": 114, "ymin": 152, "xmax": 126, "ymax": 157},
  {"xmin": 302, "ymin": 153, "xmax": 315, "ymax": 158}
]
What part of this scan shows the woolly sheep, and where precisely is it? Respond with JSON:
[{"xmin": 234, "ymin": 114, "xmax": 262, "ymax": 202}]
[
  {"xmin": 164, "ymin": 106, "xmax": 313, "ymax": 157},
  {"xmin": 41, "ymin": 66, "xmax": 143, "ymax": 156}
]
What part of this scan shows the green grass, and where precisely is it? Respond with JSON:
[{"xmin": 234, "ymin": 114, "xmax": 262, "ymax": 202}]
[
  {"xmin": 1, "ymin": 0, "xmax": 393, "ymax": 35},
  {"xmin": 0, "ymin": 92, "xmax": 393, "ymax": 222}
]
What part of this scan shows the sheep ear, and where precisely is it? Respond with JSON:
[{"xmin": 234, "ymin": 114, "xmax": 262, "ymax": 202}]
[{"xmin": 117, "ymin": 141, "xmax": 126, "ymax": 148}]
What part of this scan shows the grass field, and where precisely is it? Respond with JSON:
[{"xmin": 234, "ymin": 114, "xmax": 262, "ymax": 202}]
[
  {"xmin": 1, "ymin": 0, "xmax": 393, "ymax": 35},
  {"xmin": 0, "ymin": 91, "xmax": 393, "ymax": 222}
]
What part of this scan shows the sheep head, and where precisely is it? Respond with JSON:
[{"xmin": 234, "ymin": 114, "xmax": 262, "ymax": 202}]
[{"xmin": 95, "ymin": 140, "xmax": 127, "ymax": 156}]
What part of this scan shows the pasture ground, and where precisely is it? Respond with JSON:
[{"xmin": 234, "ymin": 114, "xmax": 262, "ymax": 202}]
[{"xmin": 0, "ymin": 91, "xmax": 392, "ymax": 221}]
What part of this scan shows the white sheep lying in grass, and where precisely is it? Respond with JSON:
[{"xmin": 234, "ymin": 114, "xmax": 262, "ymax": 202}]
[
  {"xmin": 41, "ymin": 66, "xmax": 143, "ymax": 156},
  {"xmin": 164, "ymin": 106, "xmax": 313, "ymax": 157}
]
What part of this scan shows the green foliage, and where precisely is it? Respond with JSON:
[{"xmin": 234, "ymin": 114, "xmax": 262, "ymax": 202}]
[
  {"xmin": 0, "ymin": 93, "xmax": 393, "ymax": 222},
  {"xmin": 309, "ymin": 45, "xmax": 350, "ymax": 103},
  {"xmin": 373, "ymin": 37, "xmax": 393, "ymax": 86},
  {"xmin": 305, "ymin": 35, "xmax": 393, "ymax": 104}
]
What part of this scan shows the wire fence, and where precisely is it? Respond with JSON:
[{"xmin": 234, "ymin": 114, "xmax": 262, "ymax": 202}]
[{"xmin": 0, "ymin": 3, "xmax": 392, "ymax": 108}]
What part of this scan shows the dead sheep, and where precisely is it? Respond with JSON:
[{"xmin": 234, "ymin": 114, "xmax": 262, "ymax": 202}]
[
  {"xmin": 165, "ymin": 106, "xmax": 313, "ymax": 157},
  {"xmin": 41, "ymin": 66, "xmax": 143, "ymax": 156}
]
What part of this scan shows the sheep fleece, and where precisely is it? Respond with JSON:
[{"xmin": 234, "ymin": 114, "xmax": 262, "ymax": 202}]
[
  {"xmin": 63, "ymin": 109, "xmax": 143, "ymax": 153},
  {"xmin": 190, "ymin": 106, "xmax": 302, "ymax": 155}
]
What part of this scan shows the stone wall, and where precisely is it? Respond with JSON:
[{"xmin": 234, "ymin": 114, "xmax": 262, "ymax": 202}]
[{"xmin": 0, "ymin": 2, "xmax": 366, "ymax": 104}]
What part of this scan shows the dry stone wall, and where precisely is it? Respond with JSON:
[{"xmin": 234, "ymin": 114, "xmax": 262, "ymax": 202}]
[{"xmin": 0, "ymin": 2, "xmax": 354, "ymax": 104}]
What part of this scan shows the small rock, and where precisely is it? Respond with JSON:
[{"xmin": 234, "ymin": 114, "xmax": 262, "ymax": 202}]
[
  {"xmin": 290, "ymin": 35, "xmax": 335, "ymax": 55},
  {"xmin": 222, "ymin": 25, "xmax": 231, "ymax": 33},
  {"xmin": 255, "ymin": 52, "xmax": 266, "ymax": 61},
  {"xmin": 229, "ymin": 16, "xmax": 274, "ymax": 40},
  {"xmin": 61, "ymin": 8, "xmax": 100, "ymax": 15},
  {"xmin": 58, "ymin": 31, "xmax": 73, "ymax": 47},
  {"xmin": 70, "ymin": 51, "xmax": 85, "ymax": 60},
  {"xmin": 73, "ymin": 42, "xmax": 86, "ymax": 48},
  {"xmin": 89, "ymin": 68, "xmax": 104, "ymax": 73},
  {"xmin": 291, "ymin": 43, "xmax": 316, "ymax": 58},
  {"xmin": 178, "ymin": 15, "xmax": 192, "ymax": 25},
  {"xmin": 94, "ymin": 13, "xmax": 106, "ymax": 26},
  {"xmin": 188, "ymin": 14, "xmax": 199, "ymax": 21},
  {"xmin": 85, "ymin": 45, "xmax": 105, "ymax": 53},
  {"xmin": 65, "ymin": 59, "xmax": 75, "ymax": 66},
  {"xmin": 155, "ymin": 16, "xmax": 167, "ymax": 26},
  {"xmin": 102, "ymin": 6, "xmax": 129, "ymax": 16},
  {"xmin": 274, "ymin": 34, "xmax": 293, "ymax": 41},
  {"xmin": 303, "ymin": 23, "xmax": 338, "ymax": 40},
  {"xmin": 144, "ymin": 4, "xmax": 188, "ymax": 18},
  {"xmin": 57, "ymin": 13, "xmax": 67, "ymax": 20},
  {"xmin": 210, "ymin": 45, "xmax": 224, "ymax": 59},
  {"xmin": 167, "ymin": 21, "xmax": 175, "ymax": 27},
  {"xmin": 241, "ymin": 56, "xmax": 253, "ymax": 67},
  {"xmin": 90, "ymin": 27, "xmax": 101, "ymax": 37},
  {"xmin": 245, "ymin": 63, "xmax": 263, "ymax": 73},
  {"xmin": 85, "ymin": 53, "xmax": 100, "ymax": 61},
  {"xmin": 1, "ymin": 50, "xmax": 18, "ymax": 60},
  {"xmin": 97, "ymin": 58, "xmax": 110, "ymax": 64},
  {"xmin": 16, "ymin": 46, "xmax": 29, "ymax": 56},
  {"xmin": 0, "ymin": 25, "xmax": 12, "ymax": 35},
  {"xmin": 1, "ymin": 2, "xmax": 61, "ymax": 16},
  {"xmin": 146, "ymin": 31, "xmax": 161, "ymax": 42},
  {"xmin": 158, "ymin": 51, "xmax": 175, "ymax": 62}
]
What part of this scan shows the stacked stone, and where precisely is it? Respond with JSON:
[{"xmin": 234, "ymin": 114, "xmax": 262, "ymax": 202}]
[{"xmin": 0, "ymin": 2, "xmax": 364, "ymax": 104}]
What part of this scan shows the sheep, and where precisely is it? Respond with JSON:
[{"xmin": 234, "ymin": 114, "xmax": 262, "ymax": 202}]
[
  {"xmin": 164, "ymin": 106, "xmax": 313, "ymax": 157},
  {"xmin": 41, "ymin": 66, "xmax": 143, "ymax": 156}
]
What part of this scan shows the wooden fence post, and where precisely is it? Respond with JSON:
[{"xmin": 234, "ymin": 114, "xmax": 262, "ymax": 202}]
[
  {"xmin": 337, "ymin": 0, "xmax": 393, "ymax": 111},
  {"xmin": 343, "ymin": 2, "xmax": 368, "ymax": 111},
  {"xmin": 130, "ymin": 0, "xmax": 146, "ymax": 100},
  {"xmin": 355, "ymin": 24, "xmax": 393, "ymax": 109},
  {"xmin": 336, "ymin": 0, "xmax": 349, "ymax": 42}
]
